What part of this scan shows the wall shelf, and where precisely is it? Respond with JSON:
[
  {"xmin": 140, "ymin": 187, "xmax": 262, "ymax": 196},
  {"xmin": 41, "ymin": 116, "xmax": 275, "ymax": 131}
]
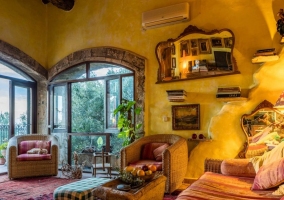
[{"xmin": 216, "ymin": 97, "xmax": 248, "ymax": 103}]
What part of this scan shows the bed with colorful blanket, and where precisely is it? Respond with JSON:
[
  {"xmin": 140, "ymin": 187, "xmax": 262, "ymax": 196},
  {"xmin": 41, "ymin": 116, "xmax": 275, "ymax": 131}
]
[{"xmin": 177, "ymin": 142, "xmax": 284, "ymax": 200}]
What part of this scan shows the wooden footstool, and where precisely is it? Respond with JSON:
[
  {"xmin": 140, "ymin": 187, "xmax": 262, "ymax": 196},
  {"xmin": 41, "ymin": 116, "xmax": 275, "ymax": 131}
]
[
  {"xmin": 92, "ymin": 175, "xmax": 167, "ymax": 200},
  {"xmin": 54, "ymin": 177, "xmax": 111, "ymax": 200}
]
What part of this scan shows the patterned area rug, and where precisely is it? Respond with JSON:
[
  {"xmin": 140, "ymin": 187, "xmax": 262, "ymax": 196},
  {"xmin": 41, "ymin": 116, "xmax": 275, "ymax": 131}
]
[
  {"xmin": 0, "ymin": 174, "xmax": 182, "ymax": 200},
  {"xmin": 0, "ymin": 175, "xmax": 76, "ymax": 200}
]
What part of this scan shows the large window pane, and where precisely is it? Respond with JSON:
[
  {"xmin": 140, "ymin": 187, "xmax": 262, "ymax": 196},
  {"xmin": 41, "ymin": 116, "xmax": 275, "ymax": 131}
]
[
  {"xmin": 0, "ymin": 78, "xmax": 9, "ymax": 141},
  {"xmin": 122, "ymin": 76, "xmax": 134, "ymax": 101},
  {"xmin": 71, "ymin": 81, "xmax": 104, "ymax": 132},
  {"xmin": 106, "ymin": 79, "xmax": 119, "ymax": 129},
  {"xmin": 54, "ymin": 86, "xmax": 67, "ymax": 130},
  {"xmin": 52, "ymin": 64, "xmax": 86, "ymax": 82},
  {"xmin": 0, "ymin": 62, "xmax": 32, "ymax": 81},
  {"xmin": 90, "ymin": 63, "xmax": 132, "ymax": 78},
  {"xmin": 14, "ymin": 86, "xmax": 32, "ymax": 135}
]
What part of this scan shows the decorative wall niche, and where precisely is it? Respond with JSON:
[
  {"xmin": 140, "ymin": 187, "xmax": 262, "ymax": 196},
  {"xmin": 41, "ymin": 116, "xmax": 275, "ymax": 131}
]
[{"xmin": 155, "ymin": 25, "xmax": 240, "ymax": 83}]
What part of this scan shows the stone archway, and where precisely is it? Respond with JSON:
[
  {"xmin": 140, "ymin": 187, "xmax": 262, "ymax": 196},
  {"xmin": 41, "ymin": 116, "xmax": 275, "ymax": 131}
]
[
  {"xmin": 0, "ymin": 40, "xmax": 48, "ymax": 133},
  {"xmin": 48, "ymin": 46, "xmax": 146, "ymax": 124}
]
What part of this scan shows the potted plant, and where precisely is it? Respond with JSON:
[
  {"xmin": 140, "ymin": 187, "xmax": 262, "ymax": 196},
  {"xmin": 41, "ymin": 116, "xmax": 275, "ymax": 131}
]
[
  {"xmin": 0, "ymin": 141, "xmax": 8, "ymax": 158},
  {"xmin": 113, "ymin": 100, "xmax": 142, "ymax": 147},
  {"xmin": 0, "ymin": 152, "xmax": 5, "ymax": 165}
]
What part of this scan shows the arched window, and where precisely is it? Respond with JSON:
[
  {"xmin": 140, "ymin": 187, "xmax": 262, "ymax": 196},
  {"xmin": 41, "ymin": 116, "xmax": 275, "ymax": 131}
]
[
  {"xmin": 0, "ymin": 60, "xmax": 37, "ymax": 142},
  {"xmin": 48, "ymin": 47, "xmax": 145, "ymax": 167}
]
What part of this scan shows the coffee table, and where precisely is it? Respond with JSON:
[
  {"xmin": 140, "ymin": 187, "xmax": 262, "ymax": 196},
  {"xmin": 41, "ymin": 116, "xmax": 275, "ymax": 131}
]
[{"xmin": 92, "ymin": 175, "xmax": 167, "ymax": 200}]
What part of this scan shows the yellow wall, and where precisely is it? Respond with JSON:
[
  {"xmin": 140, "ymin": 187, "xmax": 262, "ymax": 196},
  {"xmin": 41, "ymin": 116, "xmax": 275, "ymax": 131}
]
[
  {"xmin": 0, "ymin": 0, "xmax": 47, "ymax": 66},
  {"xmin": 1, "ymin": 0, "xmax": 284, "ymax": 179}
]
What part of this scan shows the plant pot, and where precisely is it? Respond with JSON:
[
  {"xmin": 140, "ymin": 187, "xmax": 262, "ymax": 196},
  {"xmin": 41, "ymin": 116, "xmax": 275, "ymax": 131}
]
[
  {"xmin": 1, "ymin": 150, "xmax": 6, "ymax": 158},
  {"xmin": 0, "ymin": 158, "xmax": 5, "ymax": 165}
]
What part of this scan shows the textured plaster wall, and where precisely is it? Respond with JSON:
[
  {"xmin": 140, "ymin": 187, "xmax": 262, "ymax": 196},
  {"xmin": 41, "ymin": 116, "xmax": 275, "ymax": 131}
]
[
  {"xmin": 0, "ymin": 0, "xmax": 47, "ymax": 67},
  {"xmin": 1, "ymin": 0, "xmax": 284, "ymax": 179}
]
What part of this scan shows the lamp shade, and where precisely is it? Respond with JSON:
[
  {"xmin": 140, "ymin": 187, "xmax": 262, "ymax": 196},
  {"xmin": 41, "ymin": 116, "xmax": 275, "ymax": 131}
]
[{"xmin": 274, "ymin": 91, "xmax": 284, "ymax": 108}]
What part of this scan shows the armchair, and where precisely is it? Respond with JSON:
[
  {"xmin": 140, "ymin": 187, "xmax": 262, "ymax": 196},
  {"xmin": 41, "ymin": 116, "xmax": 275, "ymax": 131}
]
[
  {"xmin": 7, "ymin": 134, "xmax": 59, "ymax": 179},
  {"xmin": 120, "ymin": 134, "xmax": 188, "ymax": 194}
]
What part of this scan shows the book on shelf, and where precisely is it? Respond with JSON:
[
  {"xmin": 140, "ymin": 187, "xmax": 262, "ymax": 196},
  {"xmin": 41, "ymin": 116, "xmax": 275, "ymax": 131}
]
[
  {"xmin": 168, "ymin": 99, "xmax": 185, "ymax": 102},
  {"xmin": 216, "ymin": 93, "xmax": 241, "ymax": 98},
  {"xmin": 253, "ymin": 51, "xmax": 276, "ymax": 56},
  {"xmin": 256, "ymin": 48, "xmax": 275, "ymax": 53},
  {"xmin": 166, "ymin": 90, "xmax": 187, "ymax": 96},
  {"xmin": 217, "ymin": 86, "xmax": 241, "ymax": 93},
  {"xmin": 251, "ymin": 55, "xmax": 279, "ymax": 63},
  {"xmin": 168, "ymin": 96, "xmax": 186, "ymax": 99}
]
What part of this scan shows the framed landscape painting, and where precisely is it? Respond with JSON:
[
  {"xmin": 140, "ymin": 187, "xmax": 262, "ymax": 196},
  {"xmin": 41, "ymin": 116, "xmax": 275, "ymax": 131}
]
[{"xmin": 172, "ymin": 104, "xmax": 200, "ymax": 130}]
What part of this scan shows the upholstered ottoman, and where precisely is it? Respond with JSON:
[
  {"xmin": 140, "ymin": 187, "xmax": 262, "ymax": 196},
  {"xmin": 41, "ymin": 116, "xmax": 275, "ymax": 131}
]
[{"xmin": 54, "ymin": 177, "xmax": 111, "ymax": 200}]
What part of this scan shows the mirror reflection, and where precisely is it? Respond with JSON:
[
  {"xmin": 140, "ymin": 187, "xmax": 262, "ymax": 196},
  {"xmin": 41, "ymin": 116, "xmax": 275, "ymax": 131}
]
[
  {"xmin": 155, "ymin": 25, "xmax": 240, "ymax": 83},
  {"xmin": 240, "ymin": 100, "xmax": 284, "ymax": 158}
]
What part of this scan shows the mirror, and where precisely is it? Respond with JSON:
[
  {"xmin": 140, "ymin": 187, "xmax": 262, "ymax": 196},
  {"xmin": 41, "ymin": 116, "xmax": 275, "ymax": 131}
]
[
  {"xmin": 155, "ymin": 25, "xmax": 240, "ymax": 83},
  {"xmin": 239, "ymin": 100, "xmax": 284, "ymax": 158}
]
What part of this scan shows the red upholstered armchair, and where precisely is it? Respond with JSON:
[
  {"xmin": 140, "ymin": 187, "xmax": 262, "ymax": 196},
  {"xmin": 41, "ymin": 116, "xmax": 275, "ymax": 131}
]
[
  {"xmin": 120, "ymin": 134, "xmax": 188, "ymax": 194},
  {"xmin": 7, "ymin": 134, "xmax": 59, "ymax": 179}
]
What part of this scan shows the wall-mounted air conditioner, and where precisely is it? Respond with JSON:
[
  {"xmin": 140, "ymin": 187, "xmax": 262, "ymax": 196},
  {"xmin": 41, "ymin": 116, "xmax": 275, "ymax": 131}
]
[{"xmin": 142, "ymin": 2, "xmax": 190, "ymax": 30}]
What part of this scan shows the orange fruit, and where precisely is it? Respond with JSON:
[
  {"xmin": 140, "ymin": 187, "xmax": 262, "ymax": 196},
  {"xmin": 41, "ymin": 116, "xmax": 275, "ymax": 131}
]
[
  {"xmin": 145, "ymin": 170, "xmax": 152, "ymax": 175},
  {"xmin": 131, "ymin": 169, "xmax": 138, "ymax": 176},
  {"xmin": 124, "ymin": 166, "xmax": 134, "ymax": 172},
  {"xmin": 137, "ymin": 169, "xmax": 145, "ymax": 176},
  {"xmin": 148, "ymin": 165, "xmax": 157, "ymax": 172}
]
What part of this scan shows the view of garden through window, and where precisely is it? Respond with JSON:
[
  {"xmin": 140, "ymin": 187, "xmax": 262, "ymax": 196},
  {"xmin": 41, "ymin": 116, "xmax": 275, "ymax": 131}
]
[{"xmin": 50, "ymin": 62, "xmax": 135, "ymax": 165}]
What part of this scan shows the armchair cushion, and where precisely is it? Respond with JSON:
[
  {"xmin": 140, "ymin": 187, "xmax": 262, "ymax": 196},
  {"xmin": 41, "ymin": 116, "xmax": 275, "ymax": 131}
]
[
  {"xmin": 141, "ymin": 142, "xmax": 169, "ymax": 160},
  {"xmin": 153, "ymin": 143, "xmax": 169, "ymax": 161},
  {"xmin": 252, "ymin": 158, "xmax": 284, "ymax": 190},
  {"xmin": 17, "ymin": 153, "xmax": 52, "ymax": 161},
  {"xmin": 18, "ymin": 140, "xmax": 51, "ymax": 155}
]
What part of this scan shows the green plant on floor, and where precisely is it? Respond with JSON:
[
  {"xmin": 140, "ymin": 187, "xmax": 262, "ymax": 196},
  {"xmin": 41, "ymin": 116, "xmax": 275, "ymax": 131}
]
[
  {"xmin": 0, "ymin": 152, "xmax": 4, "ymax": 159},
  {"xmin": 113, "ymin": 100, "xmax": 142, "ymax": 147},
  {"xmin": 0, "ymin": 141, "xmax": 8, "ymax": 150}
]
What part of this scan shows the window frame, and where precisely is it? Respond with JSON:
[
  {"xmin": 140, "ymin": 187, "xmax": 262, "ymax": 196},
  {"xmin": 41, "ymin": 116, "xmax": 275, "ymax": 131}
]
[
  {"xmin": 0, "ymin": 62, "xmax": 37, "ymax": 139},
  {"xmin": 48, "ymin": 61, "xmax": 136, "ymax": 163}
]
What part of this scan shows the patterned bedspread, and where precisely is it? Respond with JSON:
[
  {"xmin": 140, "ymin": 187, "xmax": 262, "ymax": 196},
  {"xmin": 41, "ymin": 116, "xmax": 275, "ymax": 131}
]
[{"xmin": 176, "ymin": 172, "xmax": 282, "ymax": 200}]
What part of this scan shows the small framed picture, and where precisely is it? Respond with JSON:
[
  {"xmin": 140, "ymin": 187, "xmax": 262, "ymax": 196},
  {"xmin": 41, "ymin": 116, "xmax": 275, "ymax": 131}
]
[
  {"xmin": 190, "ymin": 39, "xmax": 198, "ymax": 48},
  {"xmin": 198, "ymin": 39, "xmax": 211, "ymax": 54},
  {"xmin": 171, "ymin": 44, "xmax": 176, "ymax": 55},
  {"xmin": 224, "ymin": 37, "xmax": 233, "ymax": 48},
  {"xmin": 172, "ymin": 57, "xmax": 176, "ymax": 68},
  {"xmin": 180, "ymin": 40, "xmax": 190, "ymax": 57},
  {"xmin": 191, "ymin": 48, "xmax": 198, "ymax": 56},
  {"xmin": 211, "ymin": 38, "xmax": 224, "ymax": 48},
  {"xmin": 172, "ymin": 104, "xmax": 200, "ymax": 130}
]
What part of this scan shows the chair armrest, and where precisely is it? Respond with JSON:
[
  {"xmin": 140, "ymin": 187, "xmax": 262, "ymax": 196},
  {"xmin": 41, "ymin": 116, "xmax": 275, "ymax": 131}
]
[
  {"xmin": 163, "ymin": 137, "xmax": 188, "ymax": 192},
  {"xmin": 221, "ymin": 158, "xmax": 256, "ymax": 177},
  {"xmin": 120, "ymin": 140, "xmax": 144, "ymax": 169}
]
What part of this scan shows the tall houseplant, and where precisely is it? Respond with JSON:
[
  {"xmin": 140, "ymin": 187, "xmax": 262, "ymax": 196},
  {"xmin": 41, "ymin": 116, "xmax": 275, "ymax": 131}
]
[{"xmin": 113, "ymin": 100, "xmax": 142, "ymax": 147}]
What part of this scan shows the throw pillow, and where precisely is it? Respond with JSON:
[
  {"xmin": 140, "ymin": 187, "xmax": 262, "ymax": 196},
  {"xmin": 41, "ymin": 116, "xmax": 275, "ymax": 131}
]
[
  {"xmin": 27, "ymin": 148, "xmax": 41, "ymax": 154},
  {"xmin": 221, "ymin": 159, "xmax": 256, "ymax": 177},
  {"xmin": 251, "ymin": 158, "xmax": 284, "ymax": 190},
  {"xmin": 250, "ymin": 141, "xmax": 284, "ymax": 173},
  {"xmin": 27, "ymin": 148, "xmax": 48, "ymax": 154},
  {"xmin": 141, "ymin": 143, "xmax": 168, "ymax": 160},
  {"xmin": 153, "ymin": 143, "xmax": 169, "ymax": 161},
  {"xmin": 272, "ymin": 184, "xmax": 284, "ymax": 196}
]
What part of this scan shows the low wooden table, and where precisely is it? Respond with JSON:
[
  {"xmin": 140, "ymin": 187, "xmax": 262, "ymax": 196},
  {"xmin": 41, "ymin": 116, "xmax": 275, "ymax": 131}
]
[{"xmin": 92, "ymin": 175, "xmax": 167, "ymax": 200}]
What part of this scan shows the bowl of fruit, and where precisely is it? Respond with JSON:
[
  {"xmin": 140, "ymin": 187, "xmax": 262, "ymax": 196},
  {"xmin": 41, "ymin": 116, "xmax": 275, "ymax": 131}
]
[{"xmin": 120, "ymin": 164, "xmax": 158, "ymax": 184}]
